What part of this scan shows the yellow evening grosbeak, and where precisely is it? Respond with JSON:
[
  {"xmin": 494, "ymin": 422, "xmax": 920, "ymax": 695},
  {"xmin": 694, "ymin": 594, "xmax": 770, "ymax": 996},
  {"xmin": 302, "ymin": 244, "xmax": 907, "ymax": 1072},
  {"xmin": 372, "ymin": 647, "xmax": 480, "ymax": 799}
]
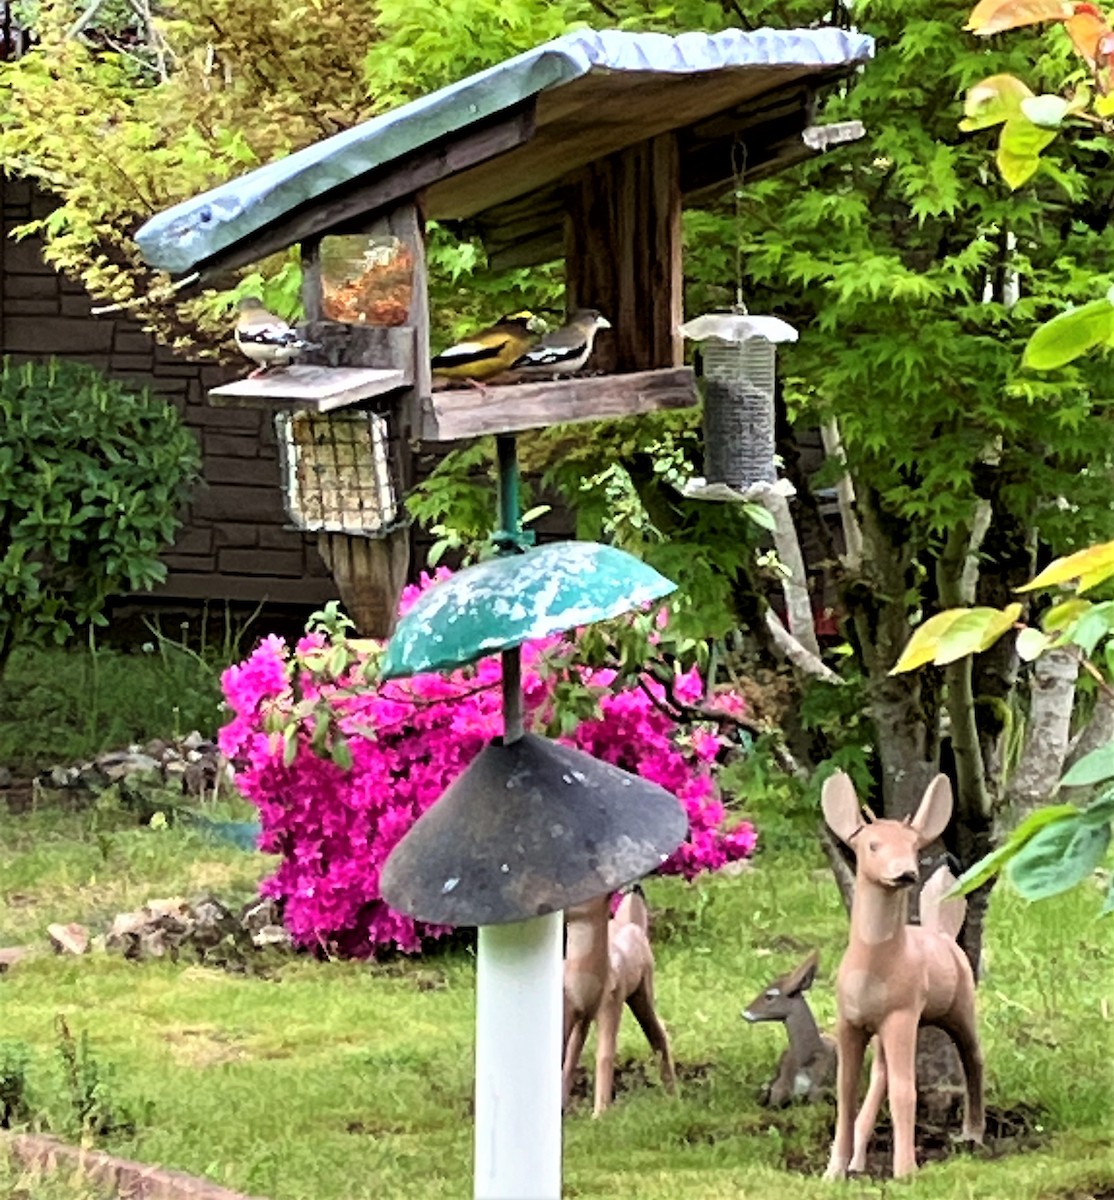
[
  {"xmin": 509, "ymin": 309, "xmax": 611, "ymax": 376},
  {"xmin": 430, "ymin": 311, "xmax": 544, "ymax": 386}
]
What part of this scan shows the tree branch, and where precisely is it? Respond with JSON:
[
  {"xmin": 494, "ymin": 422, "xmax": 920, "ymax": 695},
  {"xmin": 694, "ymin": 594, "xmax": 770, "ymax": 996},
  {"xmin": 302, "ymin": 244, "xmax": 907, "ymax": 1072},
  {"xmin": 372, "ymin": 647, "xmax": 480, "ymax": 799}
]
[
  {"xmin": 764, "ymin": 609, "xmax": 843, "ymax": 684},
  {"xmin": 760, "ymin": 487, "xmax": 822, "ymax": 660}
]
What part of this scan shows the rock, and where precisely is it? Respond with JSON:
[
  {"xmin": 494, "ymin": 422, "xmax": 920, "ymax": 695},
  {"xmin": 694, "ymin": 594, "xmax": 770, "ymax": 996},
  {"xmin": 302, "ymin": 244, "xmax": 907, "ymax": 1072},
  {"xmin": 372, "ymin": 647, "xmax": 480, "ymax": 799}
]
[
  {"xmin": 239, "ymin": 897, "xmax": 284, "ymax": 937},
  {"xmin": 0, "ymin": 946, "xmax": 28, "ymax": 973},
  {"xmin": 47, "ymin": 922, "xmax": 90, "ymax": 955},
  {"xmin": 144, "ymin": 738, "xmax": 171, "ymax": 761},
  {"xmin": 98, "ymin": 751, "xmax": 161, "ymax": 782},
  {"xmin": 251, "ymin": 924, "xmax": 292, "ymax": 949},
  {"xmin": 182, "ymin": 731, "xmax": 205, "ymax": 751},
  {"xmin": 46, "ymin": 765, "xmax": 76, "ymax": 788},
  {"xmin": 0, "ymin": 766, "xmax": 12, "ymax": 788}
]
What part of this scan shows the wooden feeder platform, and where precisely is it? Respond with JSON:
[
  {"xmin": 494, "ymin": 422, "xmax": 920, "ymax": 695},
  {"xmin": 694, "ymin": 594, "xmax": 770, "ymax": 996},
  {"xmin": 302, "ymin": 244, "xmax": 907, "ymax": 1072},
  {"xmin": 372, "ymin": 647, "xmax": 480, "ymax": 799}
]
[
  {"xmin": 208, "ymin": 364, "xmax": 408, "ymax": 412},
  {"xmin": 420, "ymin": 367, "xmax": 696, "ymax": 441}
]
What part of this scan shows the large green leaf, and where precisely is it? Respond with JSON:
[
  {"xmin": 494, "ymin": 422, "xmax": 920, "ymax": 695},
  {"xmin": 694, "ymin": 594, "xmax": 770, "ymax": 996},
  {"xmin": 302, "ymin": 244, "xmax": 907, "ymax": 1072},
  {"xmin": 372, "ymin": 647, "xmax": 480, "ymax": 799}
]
[
  {"xmin": 1022, "ymin": 296, "xmax": 1114, "ymax": 370},
  {"xmin": 1080, "ymin": 788, "xmax": 1114, "ymax": 826},
  {"xmin": 1006, "ymin": 816, "xmax": 1111, "ymax": 901},
  {"xmin": 1065, "ymin": 599, "xmax": 1114, "ymax": 656},
  {"xmin": 947, "ymin": 802, "xmax": 1079, "ymax": 896},
  {"xmin": 933, "ymin": 604, "xmax": 1021, "ymax": 665},
  {"xmin": 1061, "ymin": 744, "xmax": 1114, "ymax": 789},
  {"xmin": 890, "ymin": 608, "xmax": 970, "ymax": 674},
  {"xmin": 1021, "ymin": 540, "xmax": 1114, "ymax": 593},
  {"xmin": 996, "ymin": 116, "xmax": 1057, "ymax": 189},
  {"xmin": 959, "ymin": 73, "xmax": 1033, "ymax": 131}
]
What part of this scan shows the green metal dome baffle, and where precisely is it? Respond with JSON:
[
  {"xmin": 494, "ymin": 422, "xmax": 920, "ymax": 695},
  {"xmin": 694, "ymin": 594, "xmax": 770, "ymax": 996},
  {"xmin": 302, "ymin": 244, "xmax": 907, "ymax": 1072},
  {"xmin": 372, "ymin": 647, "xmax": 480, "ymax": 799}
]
[{"xmin": 380, "ymin": 435, "xmax": 686, "ymax": 1200}]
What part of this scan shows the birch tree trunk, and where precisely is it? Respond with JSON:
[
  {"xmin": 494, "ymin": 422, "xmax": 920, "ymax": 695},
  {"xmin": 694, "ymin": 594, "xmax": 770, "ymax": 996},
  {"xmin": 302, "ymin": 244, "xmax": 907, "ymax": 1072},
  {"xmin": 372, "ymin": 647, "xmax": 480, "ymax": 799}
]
[{"xmin": 1007, "ymin": 649, "xmax": 1079, "ymax": 815}]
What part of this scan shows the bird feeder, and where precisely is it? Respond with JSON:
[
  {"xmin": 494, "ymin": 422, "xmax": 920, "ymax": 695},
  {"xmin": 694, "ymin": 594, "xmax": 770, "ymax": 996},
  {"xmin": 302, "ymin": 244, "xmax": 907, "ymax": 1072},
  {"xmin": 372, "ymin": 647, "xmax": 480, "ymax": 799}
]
[
  {"xmin": 132, "ymin": 26, "xmax": 874, "ymax": 1199},
  {"xmin": 679, "ymin": 312, "xmax": 798, "ymax": 499},
  {"xmin": 379, "ymin": 432, "xmax": 686, "ymax": 1199}
]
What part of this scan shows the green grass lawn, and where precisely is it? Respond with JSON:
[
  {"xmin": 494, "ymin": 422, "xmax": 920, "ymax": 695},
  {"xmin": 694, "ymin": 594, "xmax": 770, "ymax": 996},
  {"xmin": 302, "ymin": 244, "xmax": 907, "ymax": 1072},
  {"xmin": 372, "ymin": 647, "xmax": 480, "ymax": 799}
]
[{"xmin": 1, "ymin": 797, "xmax": 1112, "ymax": 1200}]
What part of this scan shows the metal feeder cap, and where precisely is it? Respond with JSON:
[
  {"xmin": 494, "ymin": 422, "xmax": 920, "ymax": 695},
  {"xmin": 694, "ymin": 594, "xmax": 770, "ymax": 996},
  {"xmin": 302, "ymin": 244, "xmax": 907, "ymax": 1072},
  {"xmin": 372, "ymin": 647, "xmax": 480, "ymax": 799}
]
[
  {"xmin": 678, "ymin": 313, "xmax": 798, "ymax": 344},
  {"xmin": 379, "ymin": 733, "xmax": 688, "ymax": 926},
  {"xmin": 381, "ymin": 541, "xmax": 675, "ymax": 679}
]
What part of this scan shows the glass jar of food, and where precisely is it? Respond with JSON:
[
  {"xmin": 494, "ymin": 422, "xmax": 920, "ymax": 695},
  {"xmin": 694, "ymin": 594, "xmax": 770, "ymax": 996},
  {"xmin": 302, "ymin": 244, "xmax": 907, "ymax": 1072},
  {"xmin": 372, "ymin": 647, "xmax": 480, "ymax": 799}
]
[{"xmin": 320, "ymin": 234, "xmax": 414, "ymax": 326}]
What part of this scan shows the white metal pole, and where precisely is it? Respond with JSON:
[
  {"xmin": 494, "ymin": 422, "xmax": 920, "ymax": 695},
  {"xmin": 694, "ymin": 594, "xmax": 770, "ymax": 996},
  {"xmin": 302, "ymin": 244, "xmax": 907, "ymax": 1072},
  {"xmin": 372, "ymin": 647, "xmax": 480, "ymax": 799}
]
[{"xmin": 474, "ymin": 911, "xmax": 563, "ymax": 1199}]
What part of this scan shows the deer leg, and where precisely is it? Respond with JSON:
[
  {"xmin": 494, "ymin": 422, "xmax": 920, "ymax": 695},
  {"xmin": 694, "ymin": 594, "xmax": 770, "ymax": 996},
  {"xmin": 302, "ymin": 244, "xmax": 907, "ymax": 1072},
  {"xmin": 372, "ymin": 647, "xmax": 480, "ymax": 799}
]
[
  {"xmin": 626, "ymin": 976, "xmax": 676, "ymax": 1095},
  {"xmin": 562, "ymin": 1016, "xmax": 590, "ymax": 1112},
  {"xmin": 824, "ymin": 1020, "xmax": 869, "ymax": 1180},
  {"xmin": 849, "ymin": 1037, "xmax": 886, "ymax": 1174},
  {"xmin": 879, "ymin": 1011, "xmax": 920, "ymax": 1179},
  {"xmin": 946, "ymin": 1015, "xmax": 985, "ymax": 1145},
  {"xmin": 593, "ymin": 991, "xmax": 624, "ymax": 1117}
]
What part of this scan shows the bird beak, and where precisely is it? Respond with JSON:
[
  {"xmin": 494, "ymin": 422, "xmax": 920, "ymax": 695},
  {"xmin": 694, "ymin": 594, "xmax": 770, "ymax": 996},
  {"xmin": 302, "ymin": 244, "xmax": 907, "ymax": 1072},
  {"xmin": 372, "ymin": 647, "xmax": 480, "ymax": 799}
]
[
  {"xmin": 526, "ymin": 315, "xmax": 548, "ymax": 333},
  {"xmin": 596, "ymin": 315, "xmax": 612, "ymax": 330}
]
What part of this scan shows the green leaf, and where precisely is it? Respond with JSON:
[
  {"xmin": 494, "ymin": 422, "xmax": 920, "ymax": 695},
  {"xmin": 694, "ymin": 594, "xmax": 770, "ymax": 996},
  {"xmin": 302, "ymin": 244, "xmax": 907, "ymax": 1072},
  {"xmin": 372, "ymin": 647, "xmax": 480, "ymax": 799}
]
[
  {"xmin": 959, "ymin": 73, "xmax": 1033, "ymax": 131},
  {"xmin": 996, "ymin": 116, "xmax": 1057, "ymax": 189},
  {"xmin": 933, "ymin": 603, "xmax": 1022, "ymax": 666},
  {"xmin": 1007, "ymin": 816, "xmax": 1111, "ymax": 901},
  {"xmin": 1065, "ymin": 599, "xmax": 1114, "ymax": 656},
  {"xmin": 948, "ymin": 803, "xmax": 1079, "ymax": 896},
  {"xmin": 743, "ymin": 503, "xmax": 778, "ymax": 533},
  {"xmin": 1022, "ymin": 297, "xmax": 1114, "ymax": 370},
  {"xmin": 1080, "ymin": 787, "xmax": 1114, "ymax": 826},
  {"xmin": 330, "ymin": 733, "xmax": 353, "ymax": 771},
  {"xmin": 282, "ymin": 724, "xmax": 298, "ymax": 768},
  {"xmin": 1041, "ymin": 598, "xmax": 1093, "ymax": 631},
  {"xmin": 1019, "ymin": 94, "xmax": 1072, "ymax": 128},
  {"xmin": 1016, "ymin": 626, "xmax": 1051, "ymax": 661},
  {"xmin": 891, "ymin": 608, "xmax": 971, "ymax": 674},
  {"xmin": 1061, "ymin": 744, "xmax": 1114, "ymax": 789}
]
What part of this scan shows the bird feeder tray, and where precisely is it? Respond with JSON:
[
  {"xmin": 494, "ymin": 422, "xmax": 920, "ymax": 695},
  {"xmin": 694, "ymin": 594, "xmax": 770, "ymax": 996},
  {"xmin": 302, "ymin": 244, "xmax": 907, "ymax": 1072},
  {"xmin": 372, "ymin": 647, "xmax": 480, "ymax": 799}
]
[
  {"xmin": 380, "ymin": 732, "xmax": 688, "ymax": 926},
  {"xmin": 207, "ymin": 363, "xmax": 409, "ymax": 413},
  {"xmin": 381, "ymin": 539, "xmax": 675, "ymax": 679},
  {"xmin": 420, "ymin": 366, "xmax": 697, "ymax": 443}
]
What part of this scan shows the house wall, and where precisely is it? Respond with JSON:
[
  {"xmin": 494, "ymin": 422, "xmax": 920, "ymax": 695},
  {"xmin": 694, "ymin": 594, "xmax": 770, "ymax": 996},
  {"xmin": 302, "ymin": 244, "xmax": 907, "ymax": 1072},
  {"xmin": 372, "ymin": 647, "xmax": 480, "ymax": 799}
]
[{"xmin": 1, "ymin": 176, "xmax": 339, "ymax": 613}]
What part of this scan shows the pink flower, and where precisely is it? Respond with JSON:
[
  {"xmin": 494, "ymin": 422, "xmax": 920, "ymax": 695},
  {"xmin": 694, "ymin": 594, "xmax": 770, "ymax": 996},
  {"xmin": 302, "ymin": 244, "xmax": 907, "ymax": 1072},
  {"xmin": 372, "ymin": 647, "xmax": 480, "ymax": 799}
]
[{"xmin": 221, "ymin": 569, "xmax": 757, "ymax": 959}]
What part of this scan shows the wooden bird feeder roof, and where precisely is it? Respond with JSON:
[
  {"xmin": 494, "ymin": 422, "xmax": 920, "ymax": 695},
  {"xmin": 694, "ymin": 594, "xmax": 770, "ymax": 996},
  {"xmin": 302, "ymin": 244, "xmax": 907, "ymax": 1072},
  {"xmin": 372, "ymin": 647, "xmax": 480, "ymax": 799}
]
[{"xmin": 135, "ymin": 27, "xmax": 873, "ymax": 278}]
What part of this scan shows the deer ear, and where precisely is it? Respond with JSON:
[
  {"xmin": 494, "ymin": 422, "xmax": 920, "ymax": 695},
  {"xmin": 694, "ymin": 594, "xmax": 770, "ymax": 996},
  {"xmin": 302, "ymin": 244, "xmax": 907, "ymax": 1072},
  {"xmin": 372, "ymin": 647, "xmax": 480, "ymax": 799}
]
[
  {"xmin": 786, "ymin": 949, "xmax": 819, "ymax": 995},
  {"xmin": 822, "ymin": 772, "xmax": 865, "ymax": 846},
  {"xmin": 911, "ymin": 774, "xmax": 953, "ymax": 846}
]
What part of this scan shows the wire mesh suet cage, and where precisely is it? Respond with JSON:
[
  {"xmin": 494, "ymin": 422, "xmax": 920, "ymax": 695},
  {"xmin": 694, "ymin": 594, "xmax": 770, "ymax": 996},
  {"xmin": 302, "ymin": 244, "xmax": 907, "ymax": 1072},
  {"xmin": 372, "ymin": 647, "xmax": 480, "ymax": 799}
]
[
  {"xmin": 275, "ymin": 408, "xmax": 398, "ymax": 536},
  {"xmin": 679, "ymin": 313, "xmax": 797, "ymax": 493}
]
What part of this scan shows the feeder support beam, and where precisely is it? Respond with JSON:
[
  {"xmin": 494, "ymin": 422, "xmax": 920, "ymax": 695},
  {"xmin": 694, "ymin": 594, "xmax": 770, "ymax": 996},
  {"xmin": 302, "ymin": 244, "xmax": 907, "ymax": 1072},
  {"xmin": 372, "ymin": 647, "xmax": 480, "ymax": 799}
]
[{"xmin": 565, "ymin": 133, "xmax": 683, "ymax": 375}]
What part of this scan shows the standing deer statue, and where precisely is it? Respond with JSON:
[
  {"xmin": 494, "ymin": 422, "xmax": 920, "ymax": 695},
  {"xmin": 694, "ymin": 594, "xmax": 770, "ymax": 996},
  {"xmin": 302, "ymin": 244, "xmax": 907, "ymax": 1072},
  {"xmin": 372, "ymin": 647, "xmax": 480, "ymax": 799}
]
[
  {"xmin": 821, "ymin": 771, "xmax": 985, "ymax": 1179},
  {"xmin": 742, "ymin": 950, "xmax": 836, "ymax": 1106},
  {"xmin": 562, "ymin": 884, "xmax": 676, "ymax": 1116}
]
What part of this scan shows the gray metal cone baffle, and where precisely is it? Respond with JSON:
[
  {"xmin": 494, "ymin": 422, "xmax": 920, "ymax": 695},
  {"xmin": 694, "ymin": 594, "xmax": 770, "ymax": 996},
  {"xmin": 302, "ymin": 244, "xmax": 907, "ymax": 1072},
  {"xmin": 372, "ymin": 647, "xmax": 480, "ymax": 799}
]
[{"xmin": 380, "ymin": 732, "xmax": 688, "ymax": 926}]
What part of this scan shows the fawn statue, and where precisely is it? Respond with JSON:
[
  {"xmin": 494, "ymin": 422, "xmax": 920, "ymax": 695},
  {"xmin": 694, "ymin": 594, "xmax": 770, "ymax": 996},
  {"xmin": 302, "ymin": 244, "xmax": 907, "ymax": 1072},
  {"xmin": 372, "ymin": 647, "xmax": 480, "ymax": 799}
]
[
  {"xmin": 821, "ymin": 771, "xmax": 985, "ymax": 1179},
  {"xmin": 562, "ymin": 884, "xmax": 676, "ymax": 1116},
  {"xmin": 742, "ymin": 950, "xmax": 836, "ymax": 1106}
]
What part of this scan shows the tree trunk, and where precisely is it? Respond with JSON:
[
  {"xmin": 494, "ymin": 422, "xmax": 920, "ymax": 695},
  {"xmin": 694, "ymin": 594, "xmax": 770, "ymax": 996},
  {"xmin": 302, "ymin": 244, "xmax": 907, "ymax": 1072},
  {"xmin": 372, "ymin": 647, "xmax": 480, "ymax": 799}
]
[{"xmin": 1008, "ymin": 649, "xmax": 1079, "ymax": 815}]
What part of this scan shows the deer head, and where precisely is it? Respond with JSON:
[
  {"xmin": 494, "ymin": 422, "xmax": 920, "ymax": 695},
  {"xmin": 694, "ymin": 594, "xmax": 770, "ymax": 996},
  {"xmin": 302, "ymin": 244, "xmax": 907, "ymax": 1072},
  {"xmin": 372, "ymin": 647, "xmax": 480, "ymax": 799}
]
[
  {"xmin": 742, "ymin": 950, "xmax": 820, "ymax": 1024},
  {"xmin": 821, "ymin": 772, "xmax": 953, "ymax": 890}
]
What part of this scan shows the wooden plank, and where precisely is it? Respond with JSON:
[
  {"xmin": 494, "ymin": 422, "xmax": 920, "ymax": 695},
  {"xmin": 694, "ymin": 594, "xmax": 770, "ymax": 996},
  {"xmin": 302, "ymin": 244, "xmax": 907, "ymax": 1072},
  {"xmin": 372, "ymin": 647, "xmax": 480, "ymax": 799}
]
[
  {"xmin": 565, "ymin": 133, "xmax": 682, "ymax": 374},
  {"xmin": 196, "ymin": 105, "xmax": 535, "ymax": 277},
  {"xmin": 419, "ymin": 367, "xmax": 696, "ymax": 442},
  {"xmin": 209, "ymin": 364, "xmax": 408, "ymax": 412}
]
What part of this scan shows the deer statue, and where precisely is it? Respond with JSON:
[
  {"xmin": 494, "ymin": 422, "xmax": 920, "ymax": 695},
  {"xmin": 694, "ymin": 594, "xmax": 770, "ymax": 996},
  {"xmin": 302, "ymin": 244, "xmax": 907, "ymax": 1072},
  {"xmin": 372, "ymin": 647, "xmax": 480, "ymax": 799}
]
[
  {"xmin": 562, "ymin": 884, "xmax": 677, "ymax": 1116},
  {"xmin": 821, "ymin": 771, "xmax": 985, "ymax": 1179},
  {"xmin": 742, "ymin": 950, "xmax": 836, "ymax": 1107}
]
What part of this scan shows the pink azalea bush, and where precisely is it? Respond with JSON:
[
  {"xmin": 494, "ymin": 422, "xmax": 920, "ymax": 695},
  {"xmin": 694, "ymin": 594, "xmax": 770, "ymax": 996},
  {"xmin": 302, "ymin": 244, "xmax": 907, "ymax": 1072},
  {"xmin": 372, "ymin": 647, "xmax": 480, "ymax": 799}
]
[{"xmin": 220, "ymin": 571, "xmax": 757, "ymax": 957}]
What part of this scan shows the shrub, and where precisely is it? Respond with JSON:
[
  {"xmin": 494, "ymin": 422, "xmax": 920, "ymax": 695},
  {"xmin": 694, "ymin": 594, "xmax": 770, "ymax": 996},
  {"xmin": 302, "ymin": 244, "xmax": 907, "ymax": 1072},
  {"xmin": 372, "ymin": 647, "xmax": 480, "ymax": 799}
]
[
  {"xmin": 221, "ymin": 576, "xmax": 757, "ymax": 958},
  {"xmin": 0, "ymin": 357, "xmax": 201, "ymax": 677}
]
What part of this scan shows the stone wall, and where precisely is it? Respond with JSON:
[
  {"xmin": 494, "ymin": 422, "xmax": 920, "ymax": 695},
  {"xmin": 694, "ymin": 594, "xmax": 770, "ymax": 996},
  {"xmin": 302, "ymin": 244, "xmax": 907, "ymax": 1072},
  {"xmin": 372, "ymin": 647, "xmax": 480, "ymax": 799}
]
[{"xmin": 1, "ymin": 175, "xmax": 338, "ymax": 612}]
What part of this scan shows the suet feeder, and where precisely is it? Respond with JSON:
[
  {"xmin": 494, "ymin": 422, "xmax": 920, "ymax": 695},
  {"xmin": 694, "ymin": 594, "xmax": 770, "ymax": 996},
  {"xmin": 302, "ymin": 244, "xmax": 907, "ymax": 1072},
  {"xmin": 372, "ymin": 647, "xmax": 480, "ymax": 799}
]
[
  {"xmin": 134, "ymin": 26, "xmax": 874, "ymax": 1200},
  {"xmin": 679, "ymin": 311, "xmax": 798, "ymax": 497}
]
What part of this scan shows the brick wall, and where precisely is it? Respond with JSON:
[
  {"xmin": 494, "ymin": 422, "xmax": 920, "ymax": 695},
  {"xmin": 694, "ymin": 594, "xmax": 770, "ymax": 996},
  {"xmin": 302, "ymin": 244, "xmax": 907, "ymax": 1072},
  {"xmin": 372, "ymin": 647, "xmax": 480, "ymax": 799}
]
[{"xmin": 1, "ymin": 176, "xmax": 339, "ymax": 611}]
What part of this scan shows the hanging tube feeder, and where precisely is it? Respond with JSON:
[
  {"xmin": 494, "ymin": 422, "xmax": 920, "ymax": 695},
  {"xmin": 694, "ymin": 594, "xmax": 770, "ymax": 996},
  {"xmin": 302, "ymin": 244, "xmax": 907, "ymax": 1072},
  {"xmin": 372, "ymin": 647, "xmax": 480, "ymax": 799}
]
[{"xmin": 679, "ymin": 312, "xmax": 797, "ymax": 499}]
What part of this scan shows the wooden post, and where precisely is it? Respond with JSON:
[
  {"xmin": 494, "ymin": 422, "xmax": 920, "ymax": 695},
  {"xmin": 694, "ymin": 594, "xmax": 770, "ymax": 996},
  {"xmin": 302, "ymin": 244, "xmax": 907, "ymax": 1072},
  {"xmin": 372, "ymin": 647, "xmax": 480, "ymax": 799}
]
[
  {"xmin": 564, "ymin": 133, "xmax": 683, "ymax": 375},
  {"xmin": 299, "ymin": 203, "xmax": 428, "ymax": 639}
]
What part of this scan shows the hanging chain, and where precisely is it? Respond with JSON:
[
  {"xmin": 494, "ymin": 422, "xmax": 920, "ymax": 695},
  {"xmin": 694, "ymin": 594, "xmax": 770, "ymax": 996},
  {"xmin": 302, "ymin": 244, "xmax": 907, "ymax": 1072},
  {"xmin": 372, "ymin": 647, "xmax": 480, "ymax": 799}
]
[{"xmin": 731, "ymin": 135, "xmax": 749, "ymax": 316}]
